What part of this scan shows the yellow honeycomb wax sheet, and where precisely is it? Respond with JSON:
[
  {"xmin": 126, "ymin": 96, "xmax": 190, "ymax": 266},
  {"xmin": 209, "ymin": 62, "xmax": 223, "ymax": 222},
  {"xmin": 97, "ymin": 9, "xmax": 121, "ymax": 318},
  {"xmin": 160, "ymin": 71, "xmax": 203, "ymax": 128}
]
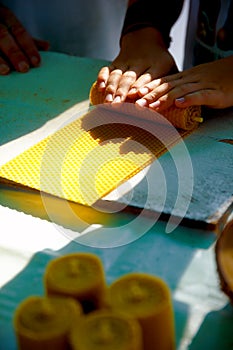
[{"xmin": 0, "ymin": 104, "xmax": 189, "ymax": 206}]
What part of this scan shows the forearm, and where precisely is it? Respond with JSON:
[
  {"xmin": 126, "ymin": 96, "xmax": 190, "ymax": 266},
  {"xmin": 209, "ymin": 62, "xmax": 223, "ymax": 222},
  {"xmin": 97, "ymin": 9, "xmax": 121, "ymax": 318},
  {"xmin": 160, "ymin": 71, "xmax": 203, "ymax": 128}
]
[{"xmin": 121, "ymin": 0, "xmax": 184, "ymax": 47}]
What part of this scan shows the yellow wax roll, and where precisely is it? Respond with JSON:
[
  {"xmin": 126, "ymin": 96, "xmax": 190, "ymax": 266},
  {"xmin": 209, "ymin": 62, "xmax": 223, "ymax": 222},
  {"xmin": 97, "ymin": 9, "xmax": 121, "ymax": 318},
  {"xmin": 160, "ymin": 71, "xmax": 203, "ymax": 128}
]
[
  {"xmin": 13, "ymin": 295, "xmax": 82, "ymax": 350},
  {"xmin": 89, "ymin": 80, "xmax": 202, "ymax": 131},
  {"xmin": 107, "ymin": 273, "xmax": 175, "ymax": 350},
  {"xmin": 69, "ymin": 310, "xmax": 143, "ymax": 350},
  {"xmin": 44, "ymin": 253, "xmax": 106, "ymax": 313}
]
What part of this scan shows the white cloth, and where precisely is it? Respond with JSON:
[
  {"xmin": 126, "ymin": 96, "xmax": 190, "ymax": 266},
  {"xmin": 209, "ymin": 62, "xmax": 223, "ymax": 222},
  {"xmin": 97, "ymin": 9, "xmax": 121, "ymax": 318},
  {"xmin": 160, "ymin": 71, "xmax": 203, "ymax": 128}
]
[{"xmin": 2, "ymin": 0, "xmax": 127, "ymax": 61}]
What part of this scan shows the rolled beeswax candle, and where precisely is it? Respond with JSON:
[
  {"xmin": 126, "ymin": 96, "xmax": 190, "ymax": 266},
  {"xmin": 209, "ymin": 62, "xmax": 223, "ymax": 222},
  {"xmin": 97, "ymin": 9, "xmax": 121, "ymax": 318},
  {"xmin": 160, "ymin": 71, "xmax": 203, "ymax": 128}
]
[
  {"xmin": 14, "ymin": 295, "xmax": 82, "ymax": 350},
  {"xmin": 89, "ymin": 81, "xmax": 202, "ymax": 131},
  {"xmin": 108, "ymin": 273, "xmax": 175, "ymax": 350},
  {"xmin": 69, "ymin": 310, "xmax": 143, "ymax": 350},
  {"xmin": 44, "ymin": 253, "xmax": 106, "ymax": 312}
]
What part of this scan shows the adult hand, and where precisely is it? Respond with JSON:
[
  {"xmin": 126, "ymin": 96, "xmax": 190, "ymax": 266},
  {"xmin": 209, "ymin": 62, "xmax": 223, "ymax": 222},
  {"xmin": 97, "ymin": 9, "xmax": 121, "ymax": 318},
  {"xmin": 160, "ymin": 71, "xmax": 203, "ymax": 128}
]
[
  {"xmin": 97, "ymin": 27, "xmax": 177, "ymax": 104},
  {"xmin": 0, "ymin": 4, "xmax": 49, "ymax": 75},
  {"xmin": 135, "ymin": 55, "xmax": 233, "ymax": 111}
]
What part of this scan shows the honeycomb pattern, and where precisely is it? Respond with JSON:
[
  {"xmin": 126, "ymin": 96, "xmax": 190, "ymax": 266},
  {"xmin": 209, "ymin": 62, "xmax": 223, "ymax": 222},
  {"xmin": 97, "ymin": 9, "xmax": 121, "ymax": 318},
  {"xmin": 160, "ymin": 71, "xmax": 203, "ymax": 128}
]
[{"xmin": 0, "ymin": 94, "xmax": 201, "ymax": 206}]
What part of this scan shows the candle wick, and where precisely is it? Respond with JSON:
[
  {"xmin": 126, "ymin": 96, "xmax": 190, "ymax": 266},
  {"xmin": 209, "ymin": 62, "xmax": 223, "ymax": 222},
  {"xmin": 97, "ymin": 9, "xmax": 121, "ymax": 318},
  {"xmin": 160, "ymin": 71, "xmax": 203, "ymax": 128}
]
[
  {"xmin": 130, "ymin": 282, "xmax": 145, "ymax": 302},
  {"xmin": 38, "ymin": 300, "xmax": 55, "ymax": 320},
  {"xmin": 68, "ymin": 260, "xmax": 80, "ymax": 276},
  {"xmin": 97, "ymin": 321, "xmax": 114, "ymax": 344}
]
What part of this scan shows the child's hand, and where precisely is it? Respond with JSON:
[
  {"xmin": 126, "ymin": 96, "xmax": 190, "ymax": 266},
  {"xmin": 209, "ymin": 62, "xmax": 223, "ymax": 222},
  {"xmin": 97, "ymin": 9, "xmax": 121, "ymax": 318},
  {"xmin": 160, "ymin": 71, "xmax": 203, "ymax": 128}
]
[
  {"xmin": 135, "ymin": 56, "xmax": 233, "ymax": 111},
  {"xmin": 97, "ymin": 27, "xmax": 177, "ymax": 104}
]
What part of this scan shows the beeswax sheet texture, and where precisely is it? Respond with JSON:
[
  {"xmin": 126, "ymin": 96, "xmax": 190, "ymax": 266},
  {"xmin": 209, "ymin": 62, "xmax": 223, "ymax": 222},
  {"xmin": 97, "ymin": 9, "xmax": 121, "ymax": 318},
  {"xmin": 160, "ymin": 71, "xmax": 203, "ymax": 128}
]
[{"xmin": 0, "ymin": 102, "xmax": 189, "ymax": 206}]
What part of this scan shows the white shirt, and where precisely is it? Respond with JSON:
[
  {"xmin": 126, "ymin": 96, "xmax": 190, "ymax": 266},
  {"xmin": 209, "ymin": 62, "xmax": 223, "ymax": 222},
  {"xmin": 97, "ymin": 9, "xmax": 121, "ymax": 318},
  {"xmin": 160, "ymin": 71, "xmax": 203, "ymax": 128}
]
[{"xmin": 2, "ymin": 0, "xmax": 127, "ymax": 61}]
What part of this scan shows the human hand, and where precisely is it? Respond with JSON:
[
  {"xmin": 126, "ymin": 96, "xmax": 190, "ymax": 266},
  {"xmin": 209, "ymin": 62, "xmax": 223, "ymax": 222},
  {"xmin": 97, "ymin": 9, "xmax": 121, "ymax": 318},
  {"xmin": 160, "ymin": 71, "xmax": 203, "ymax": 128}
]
[
  {"xmin": 135, "ymin": 56, "xmax": 233, "ymax": 111},
  {"xmin": 0, "ymin": 4, "xmax": 49, "ymax": 75},
  {"xmin": 97, "ymin": 27, "xmax": 177, "ymax": 104}
]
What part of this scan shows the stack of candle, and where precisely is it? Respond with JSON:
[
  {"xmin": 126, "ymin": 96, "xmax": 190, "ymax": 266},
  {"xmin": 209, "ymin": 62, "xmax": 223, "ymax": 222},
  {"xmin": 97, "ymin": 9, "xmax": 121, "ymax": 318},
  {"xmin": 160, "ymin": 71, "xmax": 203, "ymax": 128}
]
[{"xmin": 13, "ymin": 252, "xmax": 175, "ymax": 350}]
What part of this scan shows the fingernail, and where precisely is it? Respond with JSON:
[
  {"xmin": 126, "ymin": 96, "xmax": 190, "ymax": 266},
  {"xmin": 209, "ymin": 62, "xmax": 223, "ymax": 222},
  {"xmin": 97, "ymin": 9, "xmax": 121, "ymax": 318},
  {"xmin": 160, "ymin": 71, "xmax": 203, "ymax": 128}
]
[
  {"xmin": 31, "ymin": 55, "xmax": 40, "ymax": 66},
  {"xmin": 176, "ymin": 97, "xmax": 185, "ymax": 103},
  {"xmin": 149, "ymin": 100, "xmax": 160, "ymax": 108},
  {"xmin": 113, "ymin": 96, "xmax": 121, "ymax": 103},
  {"xmin": 128, "ymin": 87, "xmax": 137, "ymax": 95},
  {"xmin": 105, "ymin": 93, "xmax": 113, "ymax": 102},
  {"xmin": 136, "ymin": 98, "xmax": 147, "ymax": 107},
  {"xmin": 139, "ymin": 87, "xmax": 149, "ymax": 95},
  {"xmin": 0, "ymin": 64, "xmax": 10, "ymax": 75},
  {"xmin": 18, "ymin": 61, "xmax": 29, "ymax": 72},
  {"xmin": 99, "ymin": 81, "xmax": 105, "ymax": 89}
]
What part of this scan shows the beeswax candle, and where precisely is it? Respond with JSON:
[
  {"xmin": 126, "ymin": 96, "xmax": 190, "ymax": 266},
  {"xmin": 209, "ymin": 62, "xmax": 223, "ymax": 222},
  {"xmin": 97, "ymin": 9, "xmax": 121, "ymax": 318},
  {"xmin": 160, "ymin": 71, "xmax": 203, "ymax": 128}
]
[
  {"xmin": 108, "ymin": 273, "xmax": 175, "ymax": 350},
  {"xmin": 44, "ymin": 252, "xmax": 106, "ymax": 312},
  {"xmin": 14, "ymin": 295, "xmax": 82, "ymax": 350},
  {"xmin": 69, "ymin": 310, "xmax": 143, "ymax": 350}
]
